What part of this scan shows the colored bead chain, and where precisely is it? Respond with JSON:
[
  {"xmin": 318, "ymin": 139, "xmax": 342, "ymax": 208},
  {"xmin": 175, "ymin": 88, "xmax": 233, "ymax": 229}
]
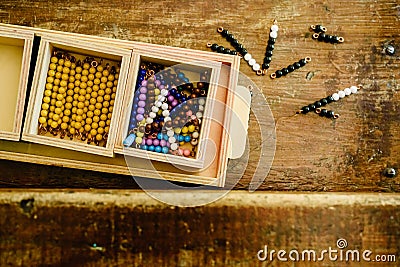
[
  {"xmin": 270, "ymin": 57, "xmax": 311, "ymax": 79},
  {"xmin": 296, "ymin": 85, "xmax": 362, "ymax": 119},
  {"xmin": 206, "ymin": 43, "xmax": 238, "ymax": 55},
  {"xmin": 310, "ymin": 24, "xmax": 327, "ymax": 33},
  {"xmin": 312, "ymin": 32, "xmax": 344, "ymax": 44},
  {"xmin": 38, "ymin": 49, "xmax": 119, "ymax": 146},
  {"xmin": 262, "ymin": 20, "xmax": 278, "ymax": 75}
]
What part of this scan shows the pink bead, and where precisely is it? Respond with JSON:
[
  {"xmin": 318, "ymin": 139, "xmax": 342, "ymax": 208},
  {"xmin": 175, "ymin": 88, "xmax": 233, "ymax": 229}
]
[
  {"xmin": 183, "ymin": 149, "xmax": 191, "ymax": 157},
  {"xmin": 139, "ymin": 94, "xmax": 146, "ymax": 101},
  {"xmin": 191, "ymin": 115, "xmax": 196, "ymax": 120},
  {"xmin": 171, "ymin": 100, "xmax": 178, "ymax": 107},
  {"xmin": 141, "ymin": 80, "xmax": 147, "ymax": 87},
  {"xmin": 168, "ymin": 95, "xmax": 174, "ymax": 102},
  {"xmin": 139, "ymin": 87, "xmax": 147, "ymax": 94},
  {"xmin": 160, "ymin": 140, "xmax": 167, "ymax": 147},
  {"xmin": 153, "ymin": 139, "xmax": 160, "ymax": 146},
  {"xmin": 141, "ymin": 138, "xmax": 146, "ymax": 145},
  {"xmin": 166, "ymin": 141, "xmax": 170, "ymax": 147},
  {"xmin": 138, "ymin": 100, "xmax": 146, "ymax": 107},
  {"xmin": 186, "ymin": 110, "xmax": 192, "ymax": 116},
  {"xmin": 155, "ymin": 80, "xmax": 161, "ymax": 87},
  {"xmin": 178, "ymin": 148, "xmax": 183, "ymax": 155},
  {"xmin": 159, "ymin": 85, "xmax": 165, "ymax": 90},
  {"xmin": 146, "ymin": 139, "xmax": 153, "ymax": 146}
]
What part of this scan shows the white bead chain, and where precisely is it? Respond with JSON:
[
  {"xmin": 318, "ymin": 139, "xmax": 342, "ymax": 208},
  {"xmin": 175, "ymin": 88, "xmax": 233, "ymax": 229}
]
[{"xmin": 331, "ymin": 85, "xmax": 360, "ymax": 101}]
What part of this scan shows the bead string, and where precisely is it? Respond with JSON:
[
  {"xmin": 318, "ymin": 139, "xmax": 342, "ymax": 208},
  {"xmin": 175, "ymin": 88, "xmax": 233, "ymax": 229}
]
[
  {"xmin": 270, "ymin": 57, "xmax": 311, "ymax": 79},
  {"xmin": 206, "ymin": 43, "xmax": 238, "ymax": 56},
  {"xmin": 262, "ymin": 20, "xmax": 278, "ymax": 75},
  {"xmin": 296, "ymin": 85, "xmax": 362, "ymax": 119},
  {"xmin": 312, "ymin": 32, "xmax": 344, "ymax": 43},
  {"xmin": 310, "ymin": 24, "xmax": 327, "ymax": 33}
]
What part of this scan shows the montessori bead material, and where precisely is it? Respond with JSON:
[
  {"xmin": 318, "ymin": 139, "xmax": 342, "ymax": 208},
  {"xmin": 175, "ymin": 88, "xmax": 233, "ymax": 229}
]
[
  {"xmin": 310, "ymin": 24, "xmax": 327, "ymax": 33},
  {"xmin": 316, "ymin": 108, "xmax": 340, "ymax": 119},
  {"xmin": 313, "ymin": 32, "xmax": 344, "ymax": 43},
  {"xmin": 262, "ymin": 20, "xmax": 278, "ymax": 75},
  {"xmin": 270, "ymin": 57, "xmax": 311, "ymax": 79},
  {"xmin": 206, "ymin": 43, "xmax": 238, "ymax": 55}
]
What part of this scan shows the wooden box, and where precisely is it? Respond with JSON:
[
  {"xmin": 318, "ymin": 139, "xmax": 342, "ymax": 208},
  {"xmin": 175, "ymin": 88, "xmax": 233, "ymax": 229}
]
[
  {"xmin": 0, "ymin": 24, "xmax": 248, "ymax": 187},
  {"xmin": 22, "ymin": 33, "xmax": 131, "ymax": 157},
  {"xmin": 0, "ymin": 26, "xmax": 33, "ymax": 141}
]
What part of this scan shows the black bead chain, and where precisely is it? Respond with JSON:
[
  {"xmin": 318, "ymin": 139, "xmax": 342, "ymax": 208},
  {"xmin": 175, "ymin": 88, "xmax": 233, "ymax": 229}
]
[
  {"xmin": 313, "ymin": 32, "xmax": 344, "ymax": 43},
  {"xmin": 217, "ymin": 27, "xmax": 248, "ymax": 56},
  {"xmin": 206, "ymin": 43, "xmax": 238, "ymax": 55},
  {"xmin": 296, "ymin": 95, "xmax": 334, "ymax": 115},
  {"xmin": 315, "ymin": 108, "xmax": 339, "ymax": 119},
  {"xmin": 310, "ymin": 24, "xmax": 327, "ymax": 33},
  {"xmin": 262, "ymin": 20, "xmax": 279, "ymax": 75},
  {"xmin": 270, "ymin": 57, "xmax": 311, "ymax": 79}
]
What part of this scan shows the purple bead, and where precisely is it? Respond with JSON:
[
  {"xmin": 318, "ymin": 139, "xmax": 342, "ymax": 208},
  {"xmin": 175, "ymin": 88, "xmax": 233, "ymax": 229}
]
[
  {"xmin": 141, "ymin": 138, "xmax": 146, "ymax": 145},
  {"xmin": 159, "ymin": 85, "xmax": 165, "ymax": 90},
  {"xmin": 155, "ymin": 80, "xmax": 161, "ymax": 87},
  {"xmin": 140, "ymin": 87, "xmax": 147, "ymax": 94},
  {"xmin": 136, "ymin": 114, "xmax": 144, "ymax": 121},
  {"xmin": 160, "ymin": 140, "xmax": 167, "ymax": 147},
  {"xmin": 139, "ymin": 94, "xmax": 146, "ymax": 101},
  {"xmin": 153, "ymin": 139, "xmax": 160, "ymax": 146},
  {"xmin": 146, "ymin": 138, "xmax": 153, "ymax": 146},
  {"xmin": 138, "ymin": 100, "xmax": 146, "ymax": 107},
  {"xmin": 166, "ymin": 141, "xmax": 170, "ymax": 147},
  {"xmin": 137, "ymin": 107, "xmax": 145, "ymax": 114},
  {"xmin": 171, "ymin": 100, "xmax": 178, "ymax": 107},
  {"xmin": 141, "ymin": 80, "xmax": 148, "ymax": 87},
  {"xmin": 168, "ymin": 95, "xmax": 174, "ymax": 102}
]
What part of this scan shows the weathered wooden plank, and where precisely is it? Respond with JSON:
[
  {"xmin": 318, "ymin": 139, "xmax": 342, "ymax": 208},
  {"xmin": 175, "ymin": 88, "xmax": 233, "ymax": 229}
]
[
  {"xmin": 0, "ymin": 191, "xmax": 399, "ymax": 266},
  {"xmin": 0, "ymin": 0, "xmax": 399, "ymax": 191}
]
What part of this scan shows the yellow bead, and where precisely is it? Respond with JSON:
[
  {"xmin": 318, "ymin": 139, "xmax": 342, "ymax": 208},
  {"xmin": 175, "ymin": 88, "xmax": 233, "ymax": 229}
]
[
  {"xmin": 174, "ymin": 127, "xmax": 181, "ymax": 134},
  {"xmin": 64, "ymin": 109, "xmax": 71, "ymax": 116},
  {"xmin": 69, "ymin": 128, "xmax": 76, "ymax": 135},
  {"xmin": 83, "ymin": 63, "xmax": 90, "ymax": 70},
  {"xmin": 61, "ymin": 122, "xmax": 68, "ymax": 130},
  {"xmin": 55, "ymin": 107, "xmax": 62, "ymax": 114},
  {"xmin": 88, "ymin": 105, "xmax": 95, "ymax": 111},
  {"xmin": 41, "ymin": 103, "xmax": 49, "ymax": 110},
  {"xmin": 106, "ymin": 81, "xmax": 113, "ymax": 88},
  {"xmin": 75, "ymin": 115, "xmax": 82, "ymax": 122},
  {"xmin": 104, "ymin": 126, "xmax": 109, "ymax": 133},
  {"xmin": 40, "ymin": 110, "xmax": 48, "ymax": 117},
  {"xmin": 81, "ymin": 75, "xmax": 88, "ymax": 82},
  {"xmin": 58, "ymin": 58, "xmax": 64, "ymax": 66},
  {"xmin": 62, "ymin": 67, "xmax": 70, "ymax": 74},
  {"xmin": 50, "ymin": 99, "xmax": 57, "ymax": 106},
  {"xmin": 49, "ymin": 106, "xmax": 55, "ymax": 112},
  {"xmin": 50, "ymin": 121, "xmax": 58, "ymax": 129},
  {"xmin": 75, "ymin": 122, "xmax": 82, "ymax": 129},
  {"xmin": 95, "ymin": 103, "xmax": 102, "ymax": 110},
  {"xmin": 102, "ymin": 101, "xmax": 110, "ymax": 108},
  {"xmin": 89, "ymin": 98, "xmax": 97, "ymax": 105},
  {"xmin": 91, "ymin": 122, "xmax": 98, "ymax": 129},
  {"xmin": 43, "ymin": 96, "xmax": 51, "ymax": 103},
  {"xmin": 77, "ymin": 102, "xmax": 84, "ymax": 109},
  {"xmin": 99, "ymin": 121, "xmax": 106, "ymax": 128},
  {"xmin": 84, "ymin": 124, "xmax": 91, "ymax": 132},
  {"xmin": 93, "ymin": 109, "xmax": 101, "ymax": 116},
  {"xmin": 100, "ymin": 114, "xmax": 107, "ymax": 121},
  {"xmin": 106, "ymin": 119, "xmax": 111, "ymax": 126},
  {"xmin": 59, "ymin": 80, "xmax": 67, "ymax": 88},
  {"xmin": 57, "ymin": 94, "xmax": 64, "ymax": 101},
  {"xmin": 100, "ymin": 83, "xmax": 106, "ymax": 90},
  {"xmin": 87, "ymin": 81, "xmax": 93, "ymax": 87},
  {"xmin": 135, "ymin": 137, "xmax": 142, "ymax": 144},
  {"xmin": 136, "ymin": 132, "xmax": 144, "ymax": 138},
  {"xmin": 93, "ymin": 116, "xmax": 100, "ymax": 123},
  {"xmin": 44, "ymin": 90, "xmax": 52, "ymax": 97},
  {"xmin": 108, "ymin": 74, "xmax": 115, "ymax": 81},
  {"xmin": 45, "ymin": 83, "xmax": 53, "ymax": 90},
  {"xmin": 96, "ymin": 134, "xmax": 103, "ymax": 141},
  {"xmin": 188, "ymin": 125, "xmax": 195, "ymax": 132},
  {"xmin": 56, "ymin": 66, "xmax": 63, "ymax": 73},
  {"xmin": 83, "ymin": 107, "xmax": 88, "ymax": 113},
  {"xmin": 78, "ymin": 95, "xmax": 85, "ymax": 102},
  {"xmin": 75, "ymin": 67, "xmax": 82, "ymax": 74},
  {"xmin": 94, "ymin": 77, "xmax": 101, "ymax": 84},
  {"xmin": 90, "ymin": 129, "xmax": 97, "ymax": 136},
  {"xmin": 100, "ymin": 77, "xmax": 107, "ymax": 83},
  {"xmin": 47, "ymin": 76, "xmax": 54, "ymax": 83},
  {"xmin": 154, "ymin": 89, "xmax": 160, "ymax": 96},
  {"xmin": 181, "ymin": 126, "xmax": 188, "ymax": 134},
  {"xmin": 107, "ymin": 113, "xmax": 112, "ymax": 120},
  {"xmin": 76, "ymin": 109, "xmax": 84, "ymax": 115},
  {"xmin": 97, "ymin": 96, "xmax": 104, "ymax": 103},
  {"xmin": 88, "ymin": 73, "xmax": 95, "ymax": 81},
  {"xmin": 84, "ymin": 100, "xmax": 90, "ymax": 106},
  {"xmin": 111, "ymin": 93, "xmax": 116, "ymax": 100},
  {"xmin": 89, "ymin": 67, "xmax": 96, "ymax": 74},
  {"xmin": 58, "ymin": 87, "xmax": 66, "ymax": 94},
  {"xmin": 91, "ymin": 91, "xmax": 98, "ymax": 98},
  {"xmin": 110, "ymin": 100, "xmax": 115, "ymax": 106},
  {"xmin": 48, "ymin": 70, "xmax": 55, "ymax": 77},
  {"xmin": 98, "ymin": 89, "xmax": 105, "ymax": 96},
  {"xmin": 82, "ymin": 69, "xmax": 89, "ymax": 76},
  {"xmin": 86, "ymin": 87, "xmax": 93, "ymax": 94},
  {"xmin": 64, "ymin": 61, "xmax": 71, "ymax": 68},
  {"xmin": 97, "ymin": 127, "xmax": 104, "ymax": 135},
  {"xmin": 80, "ymin": 82, "xmax": 87, "ymax": 89},
  {"xmin": 55, "ymin": 101, "xmax": 63, "ymax": 107},
  {"xmin": 86, "ymin": 117, "xmax": 93, "ymax": 124},
  {"xmin": 62, "ymin": 116, "xmax": 69, "ymax": 123},
  {"xmin": 50, "ymin": 57, "xmax": 58, "ymax": 63},
  {"xmin": 101, "ymin": 107, "xmax": 108, "ymax": 114},
  {"xmin": 102, "ymin": 70, "xmax": 109, "ymax": 77},
  {"xmin": 55, "ymin": 72, "xmax": 62, "ymax": 79},
  {"xmin": 70, "ymin": 69, "xmax": 75, "ymax": 76},
  {"xmin": 52, "ymin": 114, "xmax": 60, "ymax": 121},
  {"xmin": 38, "ymin": 117, "xmax": 47, "ymax": 124},
  {"xmin": 51, "ymin": 92, "xmax": 57, "ymax": 99},
  {"xmin": 79, "ymin": 127, "xmax": 84, "ymax": 133},
  {"xmin": 104, "ymin": 95, "xmax": 111, "ymax": 101},
  {"xmin": 87, "ymin": 111, "xmax": 94, "ymax": 118}
]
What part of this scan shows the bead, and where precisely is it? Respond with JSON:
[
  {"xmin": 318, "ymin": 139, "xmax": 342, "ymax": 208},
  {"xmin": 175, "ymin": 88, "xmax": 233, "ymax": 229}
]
[
  {"xmin": 332, "ymin": 93, "xmax": 340, "ymax": 101},
  {"xmin": 269, "ymin": 31, "xmax": 278, "ymax": 39},
  {"xmin": 301, "ymin": 106, "xmax": 310, "ymax": 114},
  {"xmin": 344, "ymin": 88, "xmax": 352, "ymax": 96},
  {"xmin": 314, "ymin": 101, "xmax": 322, "ymax": 108},
  {"xmin": 338, "ymin": 90, "xmax": 346, "ymax": 98},
  {"xmin": 170, "ymin": 143, "xmax": 178, "ymax": 151},
  {"xmin": 184, "ymin": 135, "xmax": 191, "ymax": 142},
  {"xmin": 244, "ymin": 53, "xmax": 252, "ymax": 61},
  {"xmin": 326, "ymin": 96, "xmax": 334, "ymax": 103},
  {"xmin": 148, "ymin": 145, "xmax": 155, "ymax": 152},
  {"xmin": 350, "ymin": 86, "xmax": 358, "ymax": 94},
  {"xmin": 192, "ymin": 131, "xmax": 199, "ymax": 139},
  {"xmin": 169, "ymin": 136, "xmax": 176, "ymax": 143},
  {"xmin": 183, "ymin": 149, "xmax": 191, "ymax": 157},
  {"xmin": 162, "ymin": 147, "xmax": 169, "ymax": 154},
  {"xmin": 146, "ymin": 117, "xmax": 153, "ymax": 124},
  {"xmin": 319, "ymin": 109, "xmax": 328, "ymax": 117},
  {"xmin": 252, "ymin": 63, "xmax": 261, "ymax": 71},
  {"xmin": 270, "ymin": 24, "xmax": 279, "ymax": 32}
]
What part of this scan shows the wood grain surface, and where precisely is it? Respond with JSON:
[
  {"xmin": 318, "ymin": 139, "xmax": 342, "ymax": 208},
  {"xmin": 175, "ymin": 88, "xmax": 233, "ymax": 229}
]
[
  {"xmin": 0, "ymin": 0, "xmax": 399, "ymax": 191},
  {"xmin": 0, "ymin": 190, "xmax": 399, "ymax": 266}
]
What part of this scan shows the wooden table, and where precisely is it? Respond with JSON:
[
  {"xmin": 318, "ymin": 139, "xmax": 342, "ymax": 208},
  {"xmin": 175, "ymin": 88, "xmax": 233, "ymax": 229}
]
[{"xmin": 0, "ymin": 0, "xmax": 399, "ymax": 266}]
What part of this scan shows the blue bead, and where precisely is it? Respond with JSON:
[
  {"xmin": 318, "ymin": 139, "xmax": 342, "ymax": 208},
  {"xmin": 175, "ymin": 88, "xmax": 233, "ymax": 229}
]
[
  {"xmin": 194, "ymin": 104, "xmax": 199, "ymax": 110},
  {"xmin": 177, "ymin": 73, "xmax": 185, "ymax": 79},
  {"xmin": 123, "ymin": 133, "xmax": 136, "ymax": 147},
  {"xmin": 141, "ymin": 145, "xmax": 148, "ymax": 150},
  {"xmin": 148, "ymin": 145, "xmax": 155, "ymax": 152},
  {"xmin": 176, "ymin": 93, "xmax": 181, "ymax": 99},
  {"xmin": 163, "ymin": 134, "xmax": 169, "ymax": 141},
  {"xmin": 184, "ymin": 135, "xmax": 191, "ymax": 142},
  {"xmin": 162, "ymin": 147, "xmax": 169, "ymax": 154},
  {"xmin": 178, "ymin": 135, "xmax": 184, "ymax": 142},
  {"xmin": 183, "ymin": 77, "xmax": 189, "ymax": 83},
  {"xmin": 155, "ymin": 146, "xmax": 162, "ymax": 153},
  {"xmin": 157, "ymin": 133, "xmax": 163, "ymax": 140},
  {"xmin": 140, "ymin": 69, "xmax": 146, "ymax": 75},
  {"xmin": 170, "ymin": 88, "xmax": 177, "ymax": 95},
  {"xmin": 181, "ymin": 97, "xmax": 187, "ymax": 102}
]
